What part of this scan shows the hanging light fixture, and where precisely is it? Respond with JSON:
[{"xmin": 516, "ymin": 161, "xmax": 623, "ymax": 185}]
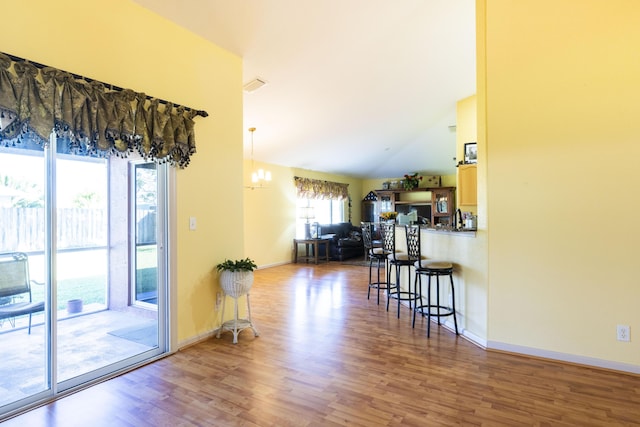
[{"xmin": 246, "ymin": 127, "xmax": 271, "ymax": 189}]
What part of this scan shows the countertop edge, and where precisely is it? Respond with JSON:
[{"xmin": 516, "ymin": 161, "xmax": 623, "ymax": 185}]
[{"xmin": 421, "ymin": 227, "xmax": 477, "ymax": 237}]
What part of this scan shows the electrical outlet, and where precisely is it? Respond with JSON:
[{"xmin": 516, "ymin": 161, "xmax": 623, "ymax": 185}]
[{"xmin": 616, "ymin": 325, "xmax": 630, "ymax": 342}]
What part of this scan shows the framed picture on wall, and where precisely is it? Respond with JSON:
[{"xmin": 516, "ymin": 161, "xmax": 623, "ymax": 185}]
[{"xmin": 464, "ymin": 142, "xmax": 477, "ymax": 164}]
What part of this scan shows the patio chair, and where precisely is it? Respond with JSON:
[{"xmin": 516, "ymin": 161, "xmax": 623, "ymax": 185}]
[{"xmin": 0, "ymin": 252, "xmax": 45, "ymax": 334}]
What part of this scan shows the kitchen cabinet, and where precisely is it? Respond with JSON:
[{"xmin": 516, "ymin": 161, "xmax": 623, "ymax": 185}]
[
  {"xmin": 377, "ymin": 191, "xmax": 396, "ymax": 214},
  {"xmin": 431, "ymin": 187, "xmax": 455, "ymax": 227},
  {"xmin": 458, "ymin": 164, "xmax": 477, "ymax": 206},
  {"xmin": 361, "ymin": 192, "xmax": 379, "ymax": 222}
]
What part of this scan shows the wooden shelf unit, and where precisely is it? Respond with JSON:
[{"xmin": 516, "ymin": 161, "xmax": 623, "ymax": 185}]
[{"xmin": 374, "ymin": 187, "xmax": 455, "ymax": 226}]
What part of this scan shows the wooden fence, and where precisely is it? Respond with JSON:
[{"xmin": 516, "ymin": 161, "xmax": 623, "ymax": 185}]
[{"xmin": 0, "ymin": 208, "xmax": 107, "ymax": 252}]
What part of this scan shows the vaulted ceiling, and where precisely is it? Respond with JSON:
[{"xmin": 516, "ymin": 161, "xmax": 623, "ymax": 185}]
[{"xmin": 133, "ymin": 0, "xmax": 476, "ymax": 179}]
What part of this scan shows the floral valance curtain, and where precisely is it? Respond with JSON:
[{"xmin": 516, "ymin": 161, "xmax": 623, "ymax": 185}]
[
  {"xmin": 0, "ymin": 52, "xmax": 206, "ymax": 167},
  {"xmin": 294, "ymin": 176, "xmax": 349, "ymax": 200}
]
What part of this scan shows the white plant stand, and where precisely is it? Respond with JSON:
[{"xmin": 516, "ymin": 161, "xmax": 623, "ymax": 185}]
[{"xmin": 216, "ymin": 270, "xmax": 259, "ymax": 344}]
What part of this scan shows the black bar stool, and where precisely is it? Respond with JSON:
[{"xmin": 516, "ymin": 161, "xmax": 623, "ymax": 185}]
[
  {"xmin": 408, "ymin": 224, "xmax": 459, "ymax": 337},
  {"xmin": 382, "ymin": 222, "xmax": 419, "ymax": 318},
  {"xmin": 361, "ymin": 222, "xmax": 390, "ymax": 304}
]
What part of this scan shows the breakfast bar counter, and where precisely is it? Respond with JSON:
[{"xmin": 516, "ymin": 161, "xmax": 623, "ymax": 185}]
[{"xmin": 392, "ymin": 224, "xmax": 487, "ymax": 342}]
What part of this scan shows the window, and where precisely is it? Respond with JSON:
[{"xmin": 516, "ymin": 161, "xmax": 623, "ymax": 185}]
[
  {"xmin": 296, "ymin": 198, "xmax": 345, "ymax": 238},
  {"xmin": 293, "ymin": 176, "xmax": 349, "ymax": 238}
]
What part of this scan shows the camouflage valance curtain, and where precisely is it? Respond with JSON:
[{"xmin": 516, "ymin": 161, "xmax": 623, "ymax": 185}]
[
  {"xmin": 294, "ymin": 176, "xmax": 349, "ymax": 200},
  {"xmin": 0, "ymin": 52, "xmax": 207, "ymax": 167}
]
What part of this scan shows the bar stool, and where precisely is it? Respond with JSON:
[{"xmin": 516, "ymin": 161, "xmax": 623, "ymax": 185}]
[
  {"xmin": 409, "ymin": 224, "xmax": 459, "ymax": 337},
  {"xmin": 361, "ymin": 221, "xmax": 383, "ymax": 261},
  {"xmin": 382, "ymin": 222, "xmax": 419, "ymax": 318},
  {"xmin": 361, "ymin": 222, "xmax": 391, "ymax": 304}
]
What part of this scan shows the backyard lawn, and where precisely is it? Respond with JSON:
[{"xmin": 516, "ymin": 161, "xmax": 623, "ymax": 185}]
[
  {"xmin": 9, "ymin": 246, "xmax": 157, "ymax": 312},
  {"xmin": 31, "ymin": 275, "xmax": 106, "ymax": 311}
]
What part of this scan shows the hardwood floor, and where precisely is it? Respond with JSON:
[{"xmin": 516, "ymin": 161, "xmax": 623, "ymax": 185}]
[{"xmin": 3, "ymin": 262, "xmax": 639, "ymax": 426}]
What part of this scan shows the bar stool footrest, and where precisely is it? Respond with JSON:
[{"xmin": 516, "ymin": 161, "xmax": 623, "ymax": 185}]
[
  {"xmin": 389, "ymin": 291, "xmax": 420, "ymax": 302},
  {"xmin": 368, "ymin": 281, "xmax": 389, "ymax": 290},
  {"xmin": 414, "ymin": 304, "xmax": 455, "ymax": 317}
]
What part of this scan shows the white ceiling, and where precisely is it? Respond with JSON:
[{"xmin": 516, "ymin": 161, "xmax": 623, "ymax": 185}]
[{"xmin": 133, "ymin": 0, "xmax": 476, "ymax": 179}]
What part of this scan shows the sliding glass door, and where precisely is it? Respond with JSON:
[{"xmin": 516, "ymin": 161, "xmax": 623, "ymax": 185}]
[
  {"xmin": 0, "ymin": 148, "xmax": 48, "ymax": 408},
  {"xmin": 0, "ymin": 139, "xmax": 170, "ymax": 417}
]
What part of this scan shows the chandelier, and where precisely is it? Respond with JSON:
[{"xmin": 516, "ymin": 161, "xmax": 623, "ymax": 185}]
[{"xmin": 246, "ymin": 127, "xmax": 271, "ymax": 189}]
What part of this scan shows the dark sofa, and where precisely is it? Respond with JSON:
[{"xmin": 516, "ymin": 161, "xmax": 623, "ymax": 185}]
[{"xmin": 318, "ymin": 222, "xmax": 364, "ymax": 261}]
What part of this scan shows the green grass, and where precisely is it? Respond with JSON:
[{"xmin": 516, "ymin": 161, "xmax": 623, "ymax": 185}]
[
  {"xmin": 31, "ymin": 275, "xmax": 106, "ymax": 310},
  {"xmin": 136, "ymin": 267, "xmax": 157, "ymax": 294},
  {"xmin": 136, "ymin": 246, "xmax": 157, "ymax": 297},
  {"xmin": 24, "ymin": 246, "xmax": 158, "ymax": 310}
]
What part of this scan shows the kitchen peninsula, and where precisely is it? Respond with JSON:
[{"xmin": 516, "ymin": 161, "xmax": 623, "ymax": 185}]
[{"xmin": 391, "ymin": 222, "xmax": 484, "ymax": 340}]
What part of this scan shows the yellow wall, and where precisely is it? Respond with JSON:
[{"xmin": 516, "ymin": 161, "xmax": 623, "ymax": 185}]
[
  {"xmin": 243, "ymin": 163, "xmax": 363, "ymax": 267},
  {"xmin": 482, "ymin": 0, "xmax": 640, "ymax": 368},
  {"xmin": 456, "ymin": 96, "xmax": 478, "ymax": 160},
  {"xmin": 456, "ymin": 95, "xmax": 478, "ymax": 214},
  {"xmin": 2, "ymin": 0, "xmax": 244, "ymax": 344}
]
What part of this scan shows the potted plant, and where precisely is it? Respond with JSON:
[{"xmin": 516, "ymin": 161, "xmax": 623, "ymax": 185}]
[
  {"xmin": 216, "ymin": 257, "xmax": 258, "ymax": 298},
  {"xmin": 403, "ymin": 173, "xmax": 423, "ymax": 190}
]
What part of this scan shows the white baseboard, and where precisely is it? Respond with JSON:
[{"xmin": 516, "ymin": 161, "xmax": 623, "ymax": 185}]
[
  {"xmin": 488, "ymin": 340, "xmax": 640, "ymax": 375},
  {"xmin": 257, "ymin": 261, "xmax": 290, "ymax": 269},
  {"xmin": 424, "ymin": 319, "xmax": 487, "ymax": 349},
  {"xmin": 177, "ymin": 329, "xmax": 219, "ymax": 350},
  {"xmin": 461, "ymin": 329, "xmax": 487, "ymax": 348}
]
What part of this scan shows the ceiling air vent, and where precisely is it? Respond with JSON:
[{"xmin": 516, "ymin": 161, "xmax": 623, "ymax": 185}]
[{"xmin": 243, "ymin": 77, "xmax": 267, "ymax": 93}]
